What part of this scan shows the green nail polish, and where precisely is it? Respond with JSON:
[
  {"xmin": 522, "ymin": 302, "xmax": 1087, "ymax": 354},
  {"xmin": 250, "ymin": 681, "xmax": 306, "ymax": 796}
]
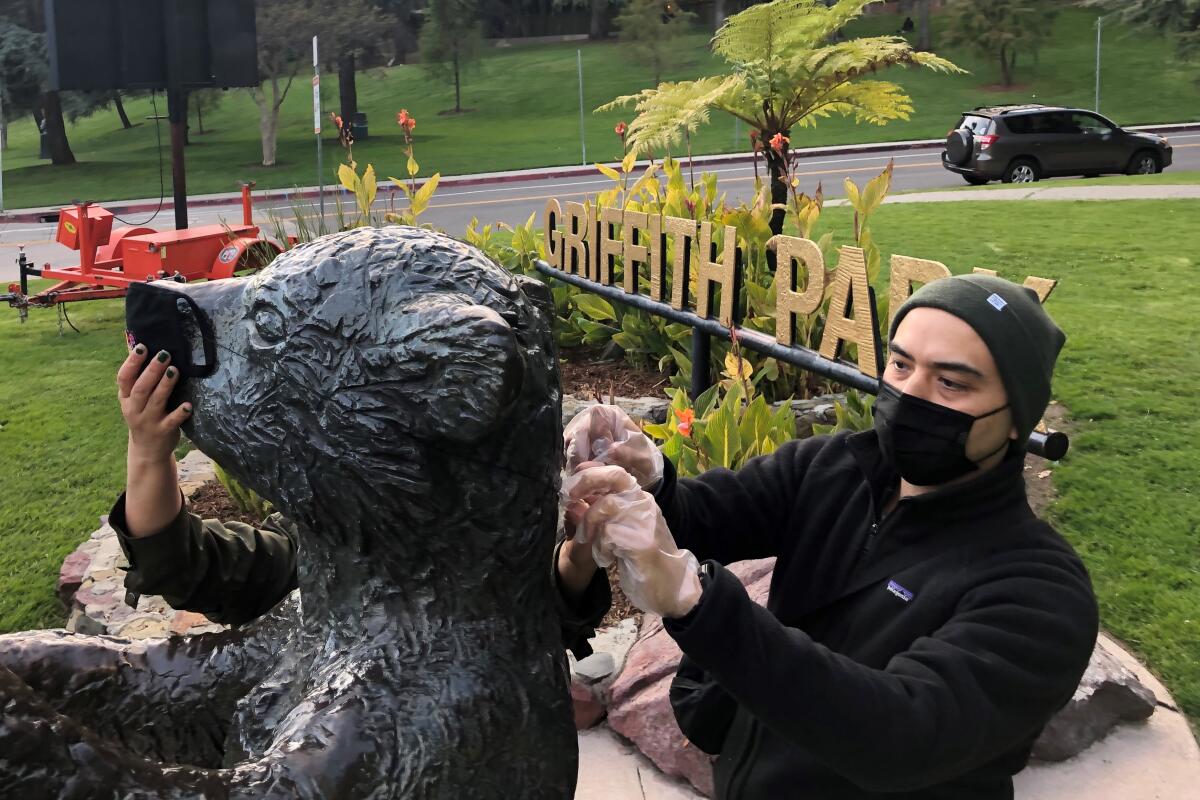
[
  {"xmin": 157, "ymin": 351, "xmax": 169, "ymax": 363},
  {"xmin": 134, "ymin": 344, "xmax": 146, "ymax": 355},
  {"xmin": 166, "ymin": 367, "xmax": 176, "ymax": 379},
  {"xmin": 182, "ymin": 404, "xmax": 193, "ymax": 414}
]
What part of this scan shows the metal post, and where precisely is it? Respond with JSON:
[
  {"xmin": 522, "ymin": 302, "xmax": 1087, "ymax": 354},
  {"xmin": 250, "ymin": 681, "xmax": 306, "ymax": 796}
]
[
  {"xmin": 690, "ymin": 331, "xmax": 712, "ymax": 401},
  {"xmin": 577, "ymin": 49, "xmax": 587, "ymax": 166},
  {"xmin": 167, "ymin": 88, "xmax": 188, "ymax": 230},
  {"xmin": 313, "ymin": 36, "xmax": 324, "ymax": 230},
  {"xmin": 1094, "ymin": 16, "xmax": 1102, "ymax": 112},
  {"xmin": 0, "ymin": 79, "xmax": 5, "ymax": 212}
]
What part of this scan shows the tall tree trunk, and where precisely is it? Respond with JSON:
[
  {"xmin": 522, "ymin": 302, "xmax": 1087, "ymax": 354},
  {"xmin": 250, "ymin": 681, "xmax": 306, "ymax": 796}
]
[
  {"xmin": 713, "ymin": 0, "xmax": 726, "ymax": 31},
  {"xmin": 197, "ymin": 102, "xmax": 204, "ymax": 134},
  {"xmin": 917, "ymin": 0, "xmax": 931, "ymax": 51},
  {"xmin": 999, "ymin": 44, "xmax": 1013, "ymax": 86},
  {"xmin": 1, "ymin": 94, "xmax": 7, "ymax": 150},
  {"xmin": 764, "ymin": 130, "xmax": 790, "ymax": 237},
  {"xmin": 453, "ymin": 49, "xmax": 461, "ymax": 113},
  {"xmin": 589, "ymin": 0, "xmax": 606, "ymax": 40},
  {"xmin": 112, "ymin": 92, "xmax": 132, "ymax": 129},
  {"xmin": 259, "ymin": 105, "xmax": 278, "ymax": 166},
  {"xmin": 338, "ymin": 53, "xmax": 358, "ymax": 126},
  {"xmin": 40, "ymin": 91, "xmax": 75, "ymax": 165}
]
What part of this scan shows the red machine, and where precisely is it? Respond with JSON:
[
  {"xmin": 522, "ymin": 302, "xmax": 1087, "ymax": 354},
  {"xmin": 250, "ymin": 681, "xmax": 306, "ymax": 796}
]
[{"xmin": 4, "ymin": 184, "xmax": 282, "ymax": 317}]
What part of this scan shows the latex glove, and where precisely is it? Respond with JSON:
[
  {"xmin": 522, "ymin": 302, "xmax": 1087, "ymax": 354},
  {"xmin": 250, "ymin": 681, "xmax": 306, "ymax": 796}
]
[
  {"xmin": 565, "ymin": 466, "xmax": 702, "ymax": 619},
  {"xmin": 563, "ymin": 404, "xmax": 664, "ymax": 490}
]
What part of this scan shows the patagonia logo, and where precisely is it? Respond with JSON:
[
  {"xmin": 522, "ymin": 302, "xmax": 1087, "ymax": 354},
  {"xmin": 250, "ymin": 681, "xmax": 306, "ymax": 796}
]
[
  {"xmin": 987, "ymin": 293, "xmax": 1008, "ymax": 311},
  {"xmin": 886, "ymin": 580, "xmax": 914, "ymax": 603}
]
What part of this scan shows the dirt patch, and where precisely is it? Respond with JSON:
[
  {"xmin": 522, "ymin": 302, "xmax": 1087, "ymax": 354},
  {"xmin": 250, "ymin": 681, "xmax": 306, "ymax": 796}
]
[
  {"xmin": 1024, "ymin": 402, "xmax": 1072, "ymax": 519},
  {"xmin": 601, "ymin": 563, "xmax": 642, "ymax": 628},
  {"xmin": 560, "ymin": 347, "xmax": 671, "ymax": 400},
  {"xmin": 187, "ymin": 481, "xmax": 268, "ymax": 527}
]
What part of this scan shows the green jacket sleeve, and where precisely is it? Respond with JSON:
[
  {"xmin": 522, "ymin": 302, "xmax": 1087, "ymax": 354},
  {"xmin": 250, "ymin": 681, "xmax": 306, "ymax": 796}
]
[{"xmin": 107, "ymin": 491, "xmax": 299, "ymax": 627}]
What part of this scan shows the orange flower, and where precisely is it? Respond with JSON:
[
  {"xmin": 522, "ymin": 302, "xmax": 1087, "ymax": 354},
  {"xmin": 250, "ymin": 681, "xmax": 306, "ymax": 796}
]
[
  {"xmin": 615, "ymin": 121, "xmax": 628, "ymax": 138},
  {"xmin": 769, "ymin": 132, "xmax": 790, "ymax": 154},
  {"xmin": 330, "ymin": 112, "xmax": 343, "ymax": 130},
  {"xmin": 397, "ymin": 109, "xmax": 416, "ymax": 133},
  {"xmin": 674, "ymin": 407, "xmax": 696, "ymax": 437}
]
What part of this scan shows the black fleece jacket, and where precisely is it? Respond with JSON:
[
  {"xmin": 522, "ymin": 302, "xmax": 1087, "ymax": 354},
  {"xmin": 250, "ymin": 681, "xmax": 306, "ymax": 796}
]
[{"xmin": 654, "ymin": 430, "xmax": 1098, "ymax": 799}]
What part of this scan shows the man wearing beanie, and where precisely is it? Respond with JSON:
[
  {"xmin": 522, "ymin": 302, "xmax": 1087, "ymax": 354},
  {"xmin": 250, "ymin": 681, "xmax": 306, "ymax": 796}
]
[{"xmin": 559, "ymin": 273, "xmax": 1099, "ymax": 798}]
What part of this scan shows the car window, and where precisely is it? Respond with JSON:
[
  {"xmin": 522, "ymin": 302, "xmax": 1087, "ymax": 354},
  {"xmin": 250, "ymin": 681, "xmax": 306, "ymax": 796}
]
[
  {"xmin": 1004, "ymin": 115, "xmax": 1034, "ymax": 134},
  {"xmin": 957, "ymin": 115, "xmax": 992, "ymax": 135},
  {"xmin": 1071, "ymin": 112, "xmax": 1112, "ymax": 134},
  {"xmin": 1027, "ymin": 112, "xmax": 1072, "ymax": 134}
]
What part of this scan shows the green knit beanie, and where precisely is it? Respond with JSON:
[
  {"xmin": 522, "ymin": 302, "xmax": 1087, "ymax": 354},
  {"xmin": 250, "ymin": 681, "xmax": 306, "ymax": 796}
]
[{"xmin": 888, "ymin": 274, "xmax": 1066, "ymax": 446}]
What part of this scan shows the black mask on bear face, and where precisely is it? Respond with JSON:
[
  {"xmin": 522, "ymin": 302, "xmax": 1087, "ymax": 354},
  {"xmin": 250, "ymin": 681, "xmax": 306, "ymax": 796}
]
[
  {"xmin": 872, "ymin": 381, "xmax": 1010, "ymax": 486},
  {"xmin": 125, "ymin": 280, "xmax": 218, "ymax": 379}
]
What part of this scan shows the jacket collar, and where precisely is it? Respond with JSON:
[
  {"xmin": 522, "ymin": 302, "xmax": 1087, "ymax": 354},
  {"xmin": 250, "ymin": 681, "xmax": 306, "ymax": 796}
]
[{"xmin": 846, "ymin": 430, "xmax": 1033, "ymax": 536}]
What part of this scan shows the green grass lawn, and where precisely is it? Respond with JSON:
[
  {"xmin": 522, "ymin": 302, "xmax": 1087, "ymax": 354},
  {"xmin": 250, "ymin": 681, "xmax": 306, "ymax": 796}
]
[{"xmin": 2, "ymin": 7, "xmax": 1198, "ymax": 209}]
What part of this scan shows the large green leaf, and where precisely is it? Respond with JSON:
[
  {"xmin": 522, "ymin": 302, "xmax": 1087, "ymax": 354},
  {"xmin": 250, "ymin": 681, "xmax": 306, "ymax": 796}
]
[
  {"xmin": 574, "ymin": 294, "xmax": 617, "ymax": 322},
  {"xmin": 703, "ymin": 402, "xmax": 742, "ymax": 469}
]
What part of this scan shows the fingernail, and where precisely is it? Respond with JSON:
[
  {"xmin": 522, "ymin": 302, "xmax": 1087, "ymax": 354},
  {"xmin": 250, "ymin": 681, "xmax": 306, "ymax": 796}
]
[
  {"xmin": 157, "ymin": 351, "xmax": 169, "ymax": 363},
  {"xmin": 182, "ymin": 404, "xmax": 192, "ymax": 414},
  {"xmin": 134, "ymin": 344, "xmax": 146, "ymax": 355},
  {"xmin": 166, "ymin": 367, "xmax": 176, "ymax": 379}
]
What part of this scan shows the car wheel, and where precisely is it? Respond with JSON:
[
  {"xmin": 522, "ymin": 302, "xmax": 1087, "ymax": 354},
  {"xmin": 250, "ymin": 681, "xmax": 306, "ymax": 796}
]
[
  {"xmin": 963, "ymin": 175, "xmax": 989, "ymax": 186},
  {"xmin": 1003, "ymin": 159, "xmax": 1039, "ymax": 184},
  {"xmin": 1127, "ymin": 151, "xmax": 1160, "ymax": 175}
]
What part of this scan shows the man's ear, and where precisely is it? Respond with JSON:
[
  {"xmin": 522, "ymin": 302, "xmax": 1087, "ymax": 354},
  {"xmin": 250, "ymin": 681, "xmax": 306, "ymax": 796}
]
[{"xmin": 390, "ymin": 294, "xmax": 525, "ymax": 443}]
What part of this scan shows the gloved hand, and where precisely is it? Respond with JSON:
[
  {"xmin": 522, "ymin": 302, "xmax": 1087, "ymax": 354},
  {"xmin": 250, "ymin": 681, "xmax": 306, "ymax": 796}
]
[
  {"xmin": 563, "ymin": 405, "xmax": 664, "ymax": 490},
  {"xmin": 562, "ymin": 465, "xmax": 702, "ymax": 619}
]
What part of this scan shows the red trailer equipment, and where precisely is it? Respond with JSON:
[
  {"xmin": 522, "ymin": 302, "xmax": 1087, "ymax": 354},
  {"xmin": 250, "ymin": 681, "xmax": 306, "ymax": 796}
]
[{"xmin": 4, "ymin": 184, "xmax": 282, "ymax": 320}]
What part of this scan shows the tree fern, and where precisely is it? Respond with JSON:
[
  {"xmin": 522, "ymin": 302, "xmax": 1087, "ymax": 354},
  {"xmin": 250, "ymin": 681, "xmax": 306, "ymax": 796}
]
[{"xmin": 598, "ymin": 0, "xmax": 963, "ymax": 234}]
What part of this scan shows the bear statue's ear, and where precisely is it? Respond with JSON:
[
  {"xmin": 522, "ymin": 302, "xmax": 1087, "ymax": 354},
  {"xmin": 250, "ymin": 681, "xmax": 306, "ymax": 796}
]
[{"xmin": 389, "ymin": 295, "xmax": 525, "ymax": 444}]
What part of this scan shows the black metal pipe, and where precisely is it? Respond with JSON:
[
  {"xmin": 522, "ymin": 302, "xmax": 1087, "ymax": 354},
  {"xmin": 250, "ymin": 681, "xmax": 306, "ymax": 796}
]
[
  {"xmin": 690, "ymin": 331, "xmax": 711, "ymax": 401},
  {"xmin": 533, "ymin": 259, "xmax": 1067, "ymax": 460}
]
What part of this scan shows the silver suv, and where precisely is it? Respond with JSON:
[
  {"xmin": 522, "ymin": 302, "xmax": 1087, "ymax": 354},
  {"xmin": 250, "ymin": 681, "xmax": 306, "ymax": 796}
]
[{"xmin": 942, "ymin": 105, "xmax": 1173, "ymax": 185}]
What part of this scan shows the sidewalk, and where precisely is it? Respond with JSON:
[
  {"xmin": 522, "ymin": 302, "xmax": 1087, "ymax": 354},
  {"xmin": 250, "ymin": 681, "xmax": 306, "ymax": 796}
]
[
  {"xmin": 575, "ymin": 633, "xmax": 1200, "ymax": 799},
  {"xmin": 3, "ymin": 122, "xmax": 1197, "ymax": 224}
]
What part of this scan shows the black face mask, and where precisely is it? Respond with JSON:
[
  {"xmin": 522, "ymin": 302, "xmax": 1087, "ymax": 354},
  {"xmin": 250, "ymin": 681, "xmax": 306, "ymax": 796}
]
[
  {"xmin": 872, "ymin": 382, "xmax": 1011, "ymax": 487},
  {"xmin": 125, "ymin": 281, "xmax": 217, "ymax": 379}
]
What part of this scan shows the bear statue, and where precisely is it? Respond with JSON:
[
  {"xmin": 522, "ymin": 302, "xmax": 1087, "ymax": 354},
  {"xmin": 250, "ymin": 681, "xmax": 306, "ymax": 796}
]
[{"xmin": 0, "ymin": 227, "xmax": 577, "ymax": 799}]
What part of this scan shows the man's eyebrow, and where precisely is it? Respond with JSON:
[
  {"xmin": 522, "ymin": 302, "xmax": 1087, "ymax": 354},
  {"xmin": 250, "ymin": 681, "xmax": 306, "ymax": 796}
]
[{"xmin": 889, "ymin": 342, "xmax": 986, "ymax": 380}]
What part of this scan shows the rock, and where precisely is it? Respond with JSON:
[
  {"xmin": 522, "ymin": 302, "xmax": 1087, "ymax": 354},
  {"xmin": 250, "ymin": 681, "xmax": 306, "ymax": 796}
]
[
  {"xmin": 177, "ymin": 450, "xmax": 217, "ymax": 493},
  {"xmin": 1032, "ymin": 640, "xmax": 1158, "ymax": 761},
  {"xmin": 572, "ymin": 678, "xmax": 607, "ymax": 730},
  {"xmin": 57, "ymin": 548, "xmax": 92, "ymax": 608},
  {"xmin": 771, "ymin": 393, "xmax": 846, "ymax": 436},
  {"xmin": 575, "ymin": 652, "xmax": 616, "ymax": 685},
  {"xmin": 588, "ymin": 618, "xmax": 639, "ymax": 700},
  {"xmin": 607, "ymin": 616, "xmax": 716, "ymax": 797},
  {"xmin": 115, "ymin": 616, "xmax": 169, "ymax": 639},
  {"xmin": 67, "ymin": 607, "xmax": 107, "ymax": 636},
  {"xmin": 604, "ymin": 559, "xmax": 774, "ymax": 797},
  {"xmin": 169, "ymin": 611, "xmax": 215, "ymax": 637},
  {"xmin": 562, "ymin": 394, "xmax": 671, "ymax": 428}
]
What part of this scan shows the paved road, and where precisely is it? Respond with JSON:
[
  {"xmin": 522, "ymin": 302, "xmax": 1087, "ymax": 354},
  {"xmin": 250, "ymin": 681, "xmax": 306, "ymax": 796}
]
[{"xmin": 4, "ymin": 134, "xmax": 1199, "ymax": 283}]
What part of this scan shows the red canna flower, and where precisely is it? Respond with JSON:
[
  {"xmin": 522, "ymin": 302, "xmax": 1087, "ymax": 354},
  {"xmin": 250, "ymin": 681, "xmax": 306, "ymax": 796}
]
[
  {"xmin": 397, "ymin": 109, "xmax": 416, "ymax": 133},
  {"xmin": 615, "ymin": 121, "xmax": 628, "ymax": 138},
  {"xmin": 330, "ymin": 113, "xmax": 343, "ymax": 130},
  {"xmin": 769, "ymin": 132, "xmax": 790, "ymax": 154},
  {"xmin": 674, "ymin": 407, "xmax": 696, "ymax": 438}
]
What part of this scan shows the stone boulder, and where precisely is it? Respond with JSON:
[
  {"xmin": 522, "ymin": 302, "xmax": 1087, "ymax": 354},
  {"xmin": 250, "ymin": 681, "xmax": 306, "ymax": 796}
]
[
  {"xmin": 1032, "ymin": 639, "xmax": 1158, "ymax": 761},
  {"xmin": 606, "ymin": 559, "xmax": 774, "ymax": 797}
]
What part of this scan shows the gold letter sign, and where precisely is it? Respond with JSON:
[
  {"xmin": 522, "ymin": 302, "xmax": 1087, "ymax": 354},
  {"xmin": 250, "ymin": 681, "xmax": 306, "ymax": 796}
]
[
  {"xmin": 819, "ymin": 246, "xmax": 879, "ymax": 378},
  {"xmin": 772, "ymin": 235, "xmax": 826, "ymax": 347}
]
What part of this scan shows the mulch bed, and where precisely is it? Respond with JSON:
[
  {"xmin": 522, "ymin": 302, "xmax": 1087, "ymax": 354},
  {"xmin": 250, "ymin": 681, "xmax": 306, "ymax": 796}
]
[
  {"xmin": 187, "ymin": 481, "xmax": 268, "ymax": 527},
  {"xmin": 560, "ymin": 347, "xmax": 671, "ymax": 400}
]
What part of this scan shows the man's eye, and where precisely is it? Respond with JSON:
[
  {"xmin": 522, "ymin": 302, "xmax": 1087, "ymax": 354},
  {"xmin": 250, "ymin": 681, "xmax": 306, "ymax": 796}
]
[
  {"xmin": 938, "ymin": 377, "xmax": 963, "ymax": 391},
  {"xmin": 891, "ymin": 360, "xmax": 910, "ymax": 371}
]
